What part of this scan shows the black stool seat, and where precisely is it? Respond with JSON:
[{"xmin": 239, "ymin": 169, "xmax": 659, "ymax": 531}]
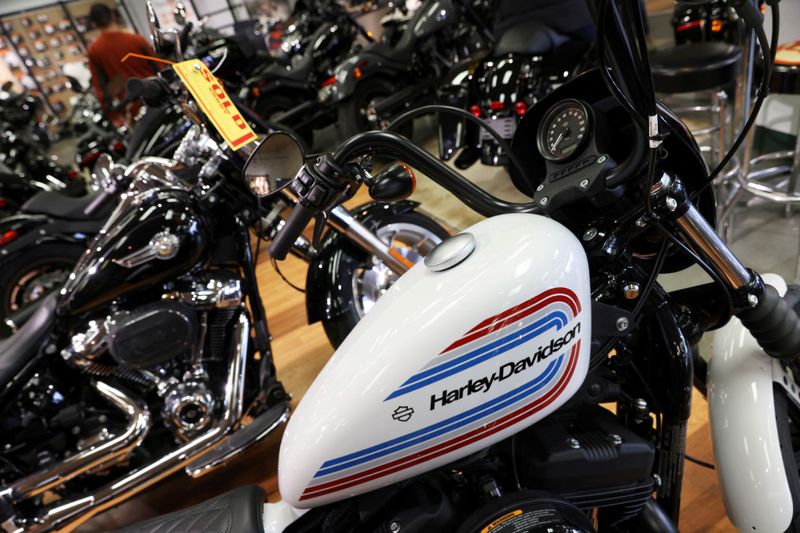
[
  {"xmin": 650, "ymin": 42, "xmax": 742, "ymax": 93},
  {"xmin": 770, "ymin": 41, "xmax": 800, "ymax": 95}
]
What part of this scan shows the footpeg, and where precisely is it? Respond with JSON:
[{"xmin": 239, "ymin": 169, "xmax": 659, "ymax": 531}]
[{"xmin": 185, "ymin": 401, "xmax": 290, "ymax": 477}]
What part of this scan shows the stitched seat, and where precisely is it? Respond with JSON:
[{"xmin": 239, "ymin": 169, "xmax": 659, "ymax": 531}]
[
  {"xmin": 111, "ymin": 485, "xmax": 265, "ymax": 533},
  {"xmin": 21, "ymin": 191, "xmax": 108, "ymax": 220}
]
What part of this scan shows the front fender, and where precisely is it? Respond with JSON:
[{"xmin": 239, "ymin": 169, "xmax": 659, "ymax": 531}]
[
  {"xmin": 305, "ymin": 200, "xmax": 420, "ymax": 324},
  {"xmin": 708, "ymin": 273, "xmax": 794, "ymax": 533}
]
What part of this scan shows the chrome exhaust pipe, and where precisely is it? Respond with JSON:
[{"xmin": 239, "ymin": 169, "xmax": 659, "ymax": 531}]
[
  {"xmin": 12, "ymin": 310, "xmax": 252, "ymax": 533},
  {"xmin": 1, "ymin": 382, "xmax": 150, "ymax": 503}
]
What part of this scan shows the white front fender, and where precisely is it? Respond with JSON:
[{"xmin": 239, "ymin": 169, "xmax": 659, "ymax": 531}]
[{"xmin": 708, "ymin": 274, "xmax": 793, "ymax": 533}]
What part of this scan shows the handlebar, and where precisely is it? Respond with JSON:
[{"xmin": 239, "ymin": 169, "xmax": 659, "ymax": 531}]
[
  {"xmin": 269, "ymin": 201, "xmax": 315, "ymax": 260},
  {"xmin": 333, "ymin": 131, "xmax": 541, "ymax": 217}
]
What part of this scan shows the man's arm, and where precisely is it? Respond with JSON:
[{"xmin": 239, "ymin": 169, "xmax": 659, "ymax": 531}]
[{"xmin": 87, "ymin": 49, "xmax": 111, "ymax": 113}]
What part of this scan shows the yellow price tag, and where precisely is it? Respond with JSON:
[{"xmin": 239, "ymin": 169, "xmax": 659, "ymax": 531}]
[{"xmin": 172, "ymin": 59, "xmax": 256, "ymax": 150}]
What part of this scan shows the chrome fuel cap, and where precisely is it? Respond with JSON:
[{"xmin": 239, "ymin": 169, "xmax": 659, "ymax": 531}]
[{"xmin": 424, "ymin": 232, "xmax": 475, "ymax": 272}]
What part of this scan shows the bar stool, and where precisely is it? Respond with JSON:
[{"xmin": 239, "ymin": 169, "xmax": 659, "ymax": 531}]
[
  {"xmin": 649, "ymin": 42, "xmax": 743, "ymax": 168},
  {"xmin": 723, "ymin": 41, "xmax": 800, "ymax": 275}
]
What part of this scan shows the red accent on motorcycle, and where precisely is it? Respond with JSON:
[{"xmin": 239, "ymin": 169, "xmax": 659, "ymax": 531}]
[
  {"xmin": 81, "ymin": 151, "xmax": 101, "ymax": 165},
  {"xmin": 113, "ymin": 140, "xmax": 125, "ymax": 152},
  {"xmin": 514, "ymin": 101, "xmax": 527, "ymax": 116},
  {"xmin": 0, "ymin": 230, "xmax": 18, "ymax": 246},
  {"xmin": 676, "ymin": 20, "xmax": 703, "ymax": 32},
  {"xmin": 67, "ymin": 168, "xmax": 79, "ymax": 180},
  {"xmin": 321, "ymin": 76, "xmax": 337, "ymax": 88},
  {"xmin": 469, "ymin": 105, "xmax": 481, "ymax": 118},
  {"xmin": 252, "ymin": 87, "xmax": 261, "ymax": 98},
  {"xmin": 489, "ymin": 101, "xmax": 504, "ymax": 111}
]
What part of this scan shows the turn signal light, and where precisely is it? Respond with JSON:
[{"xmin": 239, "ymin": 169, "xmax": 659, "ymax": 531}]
[
  {"xmin": 0, "ymin": 230, "xmax": 18, "ymax": 246},
  {"xmin": 354, "ymin": 67, "xmax": 363, "ymax": 79},
  {"xmin": 514, "ymin": 101, "xmax": 527, "ymax": 116},
  {"xmin": 711, "ymin": 20, "xmax": 723, "ymax": 32},
  {"xmin": 489, "ymin": 100, "xmax": 504, "ymax": 111},
  {"xmin": 469, "ymin": 105, "xmax": 481, "ymax": 117}
]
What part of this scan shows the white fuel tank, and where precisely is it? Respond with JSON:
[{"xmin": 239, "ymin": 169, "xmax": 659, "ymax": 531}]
[{"xmin": 280, "ymin": 213, "xmax": 591, "ymax": 507}]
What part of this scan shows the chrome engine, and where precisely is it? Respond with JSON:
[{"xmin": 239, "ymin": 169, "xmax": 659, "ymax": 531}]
[{"xmin": 60, "ymin": 273, "xmax": 243, "ymax": 444}]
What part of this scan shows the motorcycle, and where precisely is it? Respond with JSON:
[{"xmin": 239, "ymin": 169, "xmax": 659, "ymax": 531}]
[
  {"xmin": 0, "ymin": 30, "xmax": 451, "ymax": 528},
  {"xmin": 115, "ymin": 1, "xmax": 800, "ymax": 532},
  {"xmin": 0, "ymin": 91, "xmax": 84, "ymax": 215},
  {"xmin": 438, "ymin": 8, "xmax": 596, "ymax": 173},
  {"xmin": 239, "ymin": 0, "xmax": 374, "ymax": 145},
  {"xmin": 322, "ymin": 0, "xmax": 493, "ymax": 139}
]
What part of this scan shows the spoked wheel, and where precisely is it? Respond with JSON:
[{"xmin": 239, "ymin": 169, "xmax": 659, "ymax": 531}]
[
  {"xmin": 321, "ymin": 211, "xmax": 449, "ymax": 348},
  {"xmin": 0, "ymin": 244, "xmax": 83, "ymax": 322}
]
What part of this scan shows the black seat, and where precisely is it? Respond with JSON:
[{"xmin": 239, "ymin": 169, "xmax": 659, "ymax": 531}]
[
  {"xmin": 111, "ymin": 485, "xmax": 265, "ymax": 533},
  {"xmin": 21, "ymin": 190, "xmax": 106, "ymax": 220},
  {"xmin": 0, "ymin": 293, "xmax": 56, "ymax": 390},
  {"xmin": 493, "ymin": 20, "xmax": 571, "ymax": 57},
  {"xmin": 650, "ymin": 42, "xmax": 742, "ymax": 94}
]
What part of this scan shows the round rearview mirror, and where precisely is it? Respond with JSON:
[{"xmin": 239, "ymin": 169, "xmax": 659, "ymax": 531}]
[
  {"xmin": 243, "ymin": 131, "xmax": 304, "ymax": 197},
  {"xmin": 146, "ymin": 2, "xmax": 164, "ymax": 54}
]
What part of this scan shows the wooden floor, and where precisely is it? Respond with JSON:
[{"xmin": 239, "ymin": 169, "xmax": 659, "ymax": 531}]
[{"xmin": 79, "ymin": 161, "xmax": 734, "ymax": 531}]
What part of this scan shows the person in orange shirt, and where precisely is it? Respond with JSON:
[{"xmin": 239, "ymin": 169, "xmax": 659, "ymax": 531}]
[{"xmin": 86, "ymin": 3, "xmax": 158, "ymax": 124}]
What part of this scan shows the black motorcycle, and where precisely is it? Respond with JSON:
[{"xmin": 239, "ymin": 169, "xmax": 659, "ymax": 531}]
[
  {"xmin": 239, "ymin": 0, "xmax": 374, "ymax": 145},
  {"xmin": 324, "ymin": 0, "xmax": 493, "ymax": 139},
  {"xmin": 438, "ymin": 9, "xmax": 596, "ymax": 171},
  {"xmin": 0, "ymin": 91, "xmax": 84, "ymax": 215}
]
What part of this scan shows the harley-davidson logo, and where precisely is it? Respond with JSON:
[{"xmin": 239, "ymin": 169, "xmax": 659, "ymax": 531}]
[
  {"xmin": 429, "ymin": 322, "xmax": 581, "ymax": 411},
  {"xmin": 392, "ymin": 406, "xmax": 414, "ymax": 422}
]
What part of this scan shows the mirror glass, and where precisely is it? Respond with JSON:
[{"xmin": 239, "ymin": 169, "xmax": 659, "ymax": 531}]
[{"xmin": 243, "ymin": 132, "xmax": 304, "ymax": 197}]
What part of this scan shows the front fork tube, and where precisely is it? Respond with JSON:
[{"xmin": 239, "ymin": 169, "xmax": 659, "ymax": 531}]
[
  {"xmin": 652, "ymin": 301, "xmax": 693, "ymax": 522},
  {"xmin": 326, "ymin": 206, "xmax": 412, "ymax": 276},
  {"xmin": 236, "ymin": 217, "xmax": 275, "ymax": 388}
]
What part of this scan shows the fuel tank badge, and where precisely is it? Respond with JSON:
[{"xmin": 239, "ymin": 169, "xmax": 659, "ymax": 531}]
[{"xmin": 112, "ymin": 230, "xmax": 181, "ymax": 268}]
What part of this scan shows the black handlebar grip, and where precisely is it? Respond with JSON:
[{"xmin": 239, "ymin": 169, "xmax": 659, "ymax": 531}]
[
  {"xmin": 269, "ymin": 202, "xmax": 315, "ymax": 261},
  {"xmin": 737, "ymin": 284, "xmax": 800, "ymax": 359}
]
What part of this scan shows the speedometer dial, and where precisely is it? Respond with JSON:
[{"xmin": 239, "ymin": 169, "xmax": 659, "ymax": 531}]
[{"xmin": 537, "ymin": 99, "xmax": 591, "ymax": 162}]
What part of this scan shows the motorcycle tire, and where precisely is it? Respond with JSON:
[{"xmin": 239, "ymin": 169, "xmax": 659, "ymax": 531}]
[
  {"xmin": 0, "ymin": 243, "xmax": 83, "ymax": 322},
  {"xmin": 337, "ymin": 77, "xmax": 414, "ymax": 140},
  {"xmin": 253, "ymin": 93, "xmax": 312, "ymax": 146},
  {"xmin": 776, "ymin": 285, "xmax": 800, "ymax": 531},
  {"xmin": 321, "ymin": 209, "xmax": 448, "ymax": 348}
]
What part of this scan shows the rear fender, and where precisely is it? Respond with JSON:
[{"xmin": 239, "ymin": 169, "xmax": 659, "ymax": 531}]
[
  {"xmin": 0, "ymin": 214, "xmax": 96, "ymax": 262},
  {"xmin": 331, "ymin": 53, "xmax": 401, "ymax": 101},
  {"xmin": 304, "ymin": 200, "xmax": 420, "ymax": 324},
  {"xmin": 708, "ymin": 273, "xmax": 794, "ymax": 533}
]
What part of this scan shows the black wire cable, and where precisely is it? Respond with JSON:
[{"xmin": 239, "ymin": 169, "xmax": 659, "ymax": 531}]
[
  {"xmin": 685, "ymin": 454, "xmax": 715, "ymax": 469},
  {"xmin": 271, "ymin": 256, "xmax": 306, "ymax": 293}
]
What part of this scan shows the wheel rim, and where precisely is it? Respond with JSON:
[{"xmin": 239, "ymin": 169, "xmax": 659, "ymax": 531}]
[
  {"xmin": 7, "ymin": 264, "xmax": 71, "ymax": 313},
  {"xmin": 352, "ymin": 222, "xmax": 443, "ymax": 318}
]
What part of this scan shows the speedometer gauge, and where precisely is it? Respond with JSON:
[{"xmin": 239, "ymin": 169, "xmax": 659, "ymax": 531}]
[{"xmin": 537, "ymin": 99, "xmax": 591, "ymax": 162}]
